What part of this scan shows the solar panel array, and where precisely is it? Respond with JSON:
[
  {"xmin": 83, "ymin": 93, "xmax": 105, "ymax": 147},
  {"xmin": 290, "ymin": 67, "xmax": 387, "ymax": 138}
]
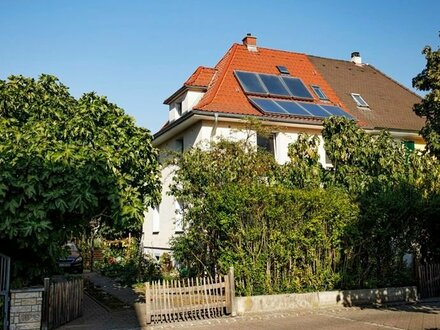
[
  {"xmin": 249, "ymin": 97, "xmax": 354, "ymax": 119},
  {"xmin": 235, "ymin": 71, "xmax": 314, "ymax": 100},
  {"xmin": 235, "ymin": 70, "xmax": 354, "ymax": 120}
]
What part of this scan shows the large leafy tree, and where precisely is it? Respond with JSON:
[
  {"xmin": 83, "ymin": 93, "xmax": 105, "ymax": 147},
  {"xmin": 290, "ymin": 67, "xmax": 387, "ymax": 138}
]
[
  {"xmin": 413, "ymin": 37, "xmax": 440, "ymax": 157},
  {"xmin": 322, "ymin": 117, "xmax": 440, "ymax": 285},
  {"xmin": 0, "ymin": 75, "xmax": 161, "ymax": 286}
]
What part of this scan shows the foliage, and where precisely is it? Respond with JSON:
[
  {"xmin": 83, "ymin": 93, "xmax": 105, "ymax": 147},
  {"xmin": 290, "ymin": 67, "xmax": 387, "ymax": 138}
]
[
  {"xmin": 412, "ymin": 37, "xmax": 440, "ymax": 157},
  {"xmin": 282, "ymin": 133, "xmax": 323, "ymax": 189},
  {"xmin": 97, "ymin": 238, "xmax": 162, "ymax": 286},
  {"xmin": 170, "ymin": 138, "xmax": 358, "ymax": 295},
  {"xmin": 171, "ymin": 117, "xmax": 440, "ymax": 294},
  {"xmin": 0, "ymin": 74, "xmax": 161, "ymax": 287},
  {"xmin": 322, "ymin": 117, "xmax": 440, "ymax": 285}
]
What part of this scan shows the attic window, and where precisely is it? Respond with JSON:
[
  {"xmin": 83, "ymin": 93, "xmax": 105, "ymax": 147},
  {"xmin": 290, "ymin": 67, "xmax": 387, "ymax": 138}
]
[
  {"xmin": 276, "ymin": 66, "xmax": 290, "ymax": 75},
  {"xmin": 351, "ymin": 93, "xmax": 369, "ymax": 107},
  {"xmin": 311, "ymin": 85, "xmax": 329, "ymax": 100},
  {"xmin": 176, "ymin": 102, "xmax": 182, "ymax": 116}
]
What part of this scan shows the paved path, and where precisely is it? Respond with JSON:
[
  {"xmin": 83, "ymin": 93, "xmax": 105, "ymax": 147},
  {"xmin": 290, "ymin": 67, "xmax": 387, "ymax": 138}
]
[
  {"xmin": 60, "ymin": 273, "xmax": 440, "ymax": 329},
  {"xmin": 82, "ymin": 272, "xmax": 144, "ymax": 304}
]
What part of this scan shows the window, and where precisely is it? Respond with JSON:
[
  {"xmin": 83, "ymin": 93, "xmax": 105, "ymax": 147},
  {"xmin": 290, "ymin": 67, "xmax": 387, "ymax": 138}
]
[
  {"xmin": 351, "ymin": 93, "xmax": 369, "ymax": 107},
  {"xmin": 175, "ymin": 200, "xmax": 184, "ymax": 233},
  {"xmin": 152, "ymin": 206, "xmax": 160, "ymax": 234},
  {"xmin": 276, "ymin": 65, "xmax": 290, "ymax": 75},
  {"xmin": 324, "ymin": 152, "xmax": 333, "ymax": 167},
  {"xmin": 176, "ymin": 102, "xmax": 182, "ymax": 116},
  {"xmin": 175, "ymin": 138, "xmax": 184, "ymax": 153},
  {"xmin": 311, "ymin": 85, "xmax": 329, "ymax": 100},
  {"xmin": 257, "ymin": 133, "xmax": 275, "ymax": 156}
]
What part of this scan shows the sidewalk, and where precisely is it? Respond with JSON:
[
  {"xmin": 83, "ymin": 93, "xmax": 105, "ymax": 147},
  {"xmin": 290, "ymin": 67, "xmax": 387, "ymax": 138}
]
[{"xmin": 60, "ymin": 273, "xmax": 440, "ymax": 330}]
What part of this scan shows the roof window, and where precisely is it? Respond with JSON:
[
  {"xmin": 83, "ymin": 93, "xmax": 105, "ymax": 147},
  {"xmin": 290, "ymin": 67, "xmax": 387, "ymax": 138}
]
[
  {"xmin": 311, "ymin": 85, "xmax": 329, "ymax": 100},
  {"xmin": 351, "ymin": 93, "xmax": 369, "ymax": 107},
  {"xmin": 276, "ymin": 65, "xmax": 290, "ymax": 75}
]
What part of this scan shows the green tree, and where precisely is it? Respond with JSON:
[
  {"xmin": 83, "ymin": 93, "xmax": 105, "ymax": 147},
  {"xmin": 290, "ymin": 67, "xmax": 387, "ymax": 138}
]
[
  {"xmin": 282, "ymin": 133, "xmax": 323, "ymax": 189},
  {"xmin": 413, "ymin": 36, "xmax": 440, "ymax": 157},
  {"xmin": 322, "ymin": 117, "xmax": 440, "ymax": 286},
  {"xmin": 0, "ymin": 74, "xmax": 161, "ymax": 286}
]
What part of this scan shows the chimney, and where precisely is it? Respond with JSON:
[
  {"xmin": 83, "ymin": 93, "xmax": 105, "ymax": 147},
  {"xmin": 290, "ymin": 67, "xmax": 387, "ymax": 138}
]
[
  {"xmin": 351, "ymin": 51, "xmax": 362, "ymax": 65},
  {"xmin": 242, "ymin": 33, "xmax": 257, "ymax": 52}
]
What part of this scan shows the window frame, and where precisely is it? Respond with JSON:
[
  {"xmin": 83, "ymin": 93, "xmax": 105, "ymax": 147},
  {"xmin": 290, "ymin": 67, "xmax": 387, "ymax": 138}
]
[
  {"xmin": 351, "ymin": 93, "xmax": 369, "ymax": 107},
  {"xmin": 311, "ymin": 85, "xmax": 329, "ymax": 101},
  {"xmin": 175, "ymin": 102, "xmax": 182, "ymax": 116},
  {"xmin": 152, "ymin": 205, "xmax": 160, "ymax": 234},
  {"xmin": 256, "ymin": 133, "xmax": 276, "ymax": 157}
]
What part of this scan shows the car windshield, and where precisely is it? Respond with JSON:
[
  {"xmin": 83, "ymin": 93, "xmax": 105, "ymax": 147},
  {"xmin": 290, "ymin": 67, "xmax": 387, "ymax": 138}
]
[{"xmin": 66, "ymin": 243, "xmax": 79, "ymax": 253}]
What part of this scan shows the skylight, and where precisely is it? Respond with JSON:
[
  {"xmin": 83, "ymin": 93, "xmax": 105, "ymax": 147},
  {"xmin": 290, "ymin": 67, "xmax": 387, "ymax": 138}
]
[
  {"xmin": 351, "ymin": 93, "xmax": 369, "ymax": 107},
  {"xmin": 276, "ymin": 65, "xmax": 290, "ymax": 74},
  {"xmin": 311, "ymin": 85, "xmax": 329, "ymax": 100}
]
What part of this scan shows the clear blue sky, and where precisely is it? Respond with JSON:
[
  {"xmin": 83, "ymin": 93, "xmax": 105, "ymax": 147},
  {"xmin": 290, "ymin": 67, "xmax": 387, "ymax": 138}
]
[{"xmin": 1, "ymin": 1, "xmax": 438, "ymax": 133}]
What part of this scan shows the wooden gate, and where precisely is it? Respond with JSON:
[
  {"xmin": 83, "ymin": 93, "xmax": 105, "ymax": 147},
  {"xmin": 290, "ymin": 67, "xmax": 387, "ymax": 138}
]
[
  {"xmin": 146, "ymin": 267, "xmax": 235, "ymax": 324},
  {"xmin": 42, "ymin": 276, "xmax": 84, "ymax": 330},
  {"xmin": 418, "ymin": 263, "xmax": 440, "ymax": 298}
]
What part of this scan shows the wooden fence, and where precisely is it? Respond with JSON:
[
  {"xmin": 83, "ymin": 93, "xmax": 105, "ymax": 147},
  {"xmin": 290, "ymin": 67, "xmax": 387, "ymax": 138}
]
[
  {"xmin": 42, "ymin": 276, "xmax": 84, "ymax": 330},
  {"xmin": 418, "ymin": 263, "xmax": 440, "ymax": 298},
  {"xmin": 146, "ymin": 267, "xmax": 235, "ymax": 324}
]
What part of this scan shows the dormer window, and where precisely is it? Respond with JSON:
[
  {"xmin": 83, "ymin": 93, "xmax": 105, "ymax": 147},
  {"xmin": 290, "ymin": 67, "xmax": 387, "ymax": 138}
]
[
  {"xmin": 311, "ymin": 85, "xmax": 329, "ymax": 101},
  {"xmin": 176, "ymin": 102, "xmax": 182, "ymax": 116},
  {"xmin": 351, "ymin": 93, "xmax": 369, "ymax": 107}
]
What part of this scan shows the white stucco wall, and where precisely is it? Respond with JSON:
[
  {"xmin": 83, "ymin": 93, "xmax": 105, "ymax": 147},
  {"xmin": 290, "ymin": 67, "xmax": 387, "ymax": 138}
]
[{"xmin": 168, "ymin": 91, "xmax": 204, "ymax": 123}]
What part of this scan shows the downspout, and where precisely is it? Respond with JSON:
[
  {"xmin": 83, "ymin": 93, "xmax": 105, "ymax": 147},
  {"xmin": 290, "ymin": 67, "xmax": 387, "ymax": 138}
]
[{"xmin": 210, "ymin": 112, "xmax": 219, "ymax": 139}]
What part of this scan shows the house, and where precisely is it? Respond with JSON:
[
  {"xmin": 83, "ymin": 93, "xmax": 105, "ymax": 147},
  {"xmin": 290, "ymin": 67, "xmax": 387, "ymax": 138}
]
[{"xmin": 142, "ymin": 34, "xmax": 425, "ymax": 258}]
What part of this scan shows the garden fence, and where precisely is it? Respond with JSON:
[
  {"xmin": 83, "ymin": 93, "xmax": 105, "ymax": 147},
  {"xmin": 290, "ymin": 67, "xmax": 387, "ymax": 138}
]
[
  {"xmin": 418, "ymin": 263, "xmax": 440, "ymax": 298},
  {"xmin": 42, "ymin": 276, "xmax": 83, "ymax": 330},
  {"xmin": 146, "ymin": 267, "xmax": 235, "ymax": 324}
]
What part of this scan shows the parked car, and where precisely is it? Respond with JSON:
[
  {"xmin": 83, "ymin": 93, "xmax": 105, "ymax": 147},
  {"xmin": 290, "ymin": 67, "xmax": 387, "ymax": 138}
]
[{"xmin": 57, "ymin": 242, "xmax": 83, "ymax": 273}]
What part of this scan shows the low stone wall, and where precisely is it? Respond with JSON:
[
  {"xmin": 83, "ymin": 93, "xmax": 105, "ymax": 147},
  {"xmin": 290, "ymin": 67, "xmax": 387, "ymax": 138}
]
[
  {"xmin": 235, "ymin": 286, "xmax": 417, "ymax": 315},
  {"xmin": 9, "ymin": 287, "xmax": 44, "ymax": 330}
]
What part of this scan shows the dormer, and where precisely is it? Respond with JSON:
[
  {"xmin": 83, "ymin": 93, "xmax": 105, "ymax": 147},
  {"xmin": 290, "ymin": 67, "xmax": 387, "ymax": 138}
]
[{"xmin": 164, "ymin": 66, "xmax": 216, "ymax": 122}]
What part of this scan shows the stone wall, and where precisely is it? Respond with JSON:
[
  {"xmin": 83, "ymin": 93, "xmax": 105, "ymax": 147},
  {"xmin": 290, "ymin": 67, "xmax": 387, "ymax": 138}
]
[{"xmin": 9, "ymin": 287, "xmax": 44, "ymax": 330}]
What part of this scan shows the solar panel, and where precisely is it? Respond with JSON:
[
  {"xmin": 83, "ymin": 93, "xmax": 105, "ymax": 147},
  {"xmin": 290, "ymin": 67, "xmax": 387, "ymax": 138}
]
[
  {"xmin": 319, "ymin": 105, "xmax": 354, "ymax": 119},
  {"xmin": 297, "ymin": 102, "xmax": 331, "ymax": 118},
  {"xmin": 258, "ymin": 74, "xmax": 290, "ymax": 97},
  {"xmin": 235, "ymin": 71, "xmax": 267, "ymax": 94},
  {"xmin": 276, "ymin": 65, "xmax": 290, "ymax": 74},
  {"xmin": 249, "ymin": 98, "xmax": 288, "ymax": 115},
  {"xmin": 275, "ymin": 100, "xmax": 313, "ymax": 116},
  {"xmin": 281, "ymin": 77, "xmax": 314, "ymax": 100}
]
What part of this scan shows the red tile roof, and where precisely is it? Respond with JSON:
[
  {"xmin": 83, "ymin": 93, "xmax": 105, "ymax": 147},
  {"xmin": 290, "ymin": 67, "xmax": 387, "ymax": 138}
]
[
  {"xmin": 184, "ymin": 66, "xmax": 217, "ymax": 88},
  {"xmin": 193, "ymin": 44, "xmax": 352, "ymax": 123}
]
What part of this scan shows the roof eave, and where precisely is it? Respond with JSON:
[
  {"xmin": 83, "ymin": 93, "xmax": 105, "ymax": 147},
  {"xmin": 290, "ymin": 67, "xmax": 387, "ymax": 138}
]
[{"xmin": 153, "ymin": 110, "xmax": 328, "ymax": 146}]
